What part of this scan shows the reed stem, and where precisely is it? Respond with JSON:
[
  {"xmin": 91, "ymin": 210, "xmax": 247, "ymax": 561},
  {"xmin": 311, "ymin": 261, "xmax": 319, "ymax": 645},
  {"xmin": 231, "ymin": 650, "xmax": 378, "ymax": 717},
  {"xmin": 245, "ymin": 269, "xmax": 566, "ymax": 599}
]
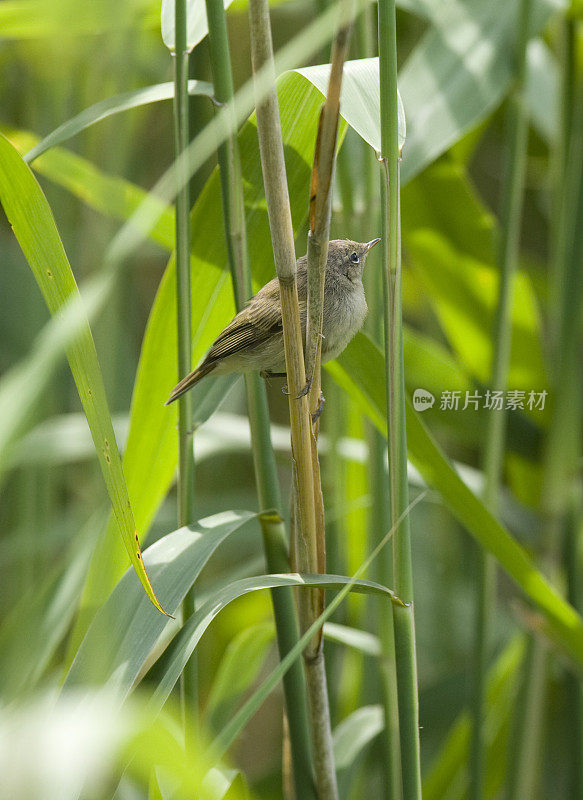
[
  {"xmin": 204, "ymin": 0, "xmax": 314, "ymax": 794},
  {"xmin": 173, "ymin": 0, "xmax": 197, "ymax": 728},
  {"xmin": 470, "ymin": 2, "xmax": 531, "ymax": 798},
  {"xmin": 378, "ymin": 1, "xmax": 420, "ymax": 796},
  {"xmin": 507, "ymin": 15, "xmax": 583, "ymax": 800},
  {"xmin": 248, "ymin": 0, "xmax": 340, "ymax": 795}
]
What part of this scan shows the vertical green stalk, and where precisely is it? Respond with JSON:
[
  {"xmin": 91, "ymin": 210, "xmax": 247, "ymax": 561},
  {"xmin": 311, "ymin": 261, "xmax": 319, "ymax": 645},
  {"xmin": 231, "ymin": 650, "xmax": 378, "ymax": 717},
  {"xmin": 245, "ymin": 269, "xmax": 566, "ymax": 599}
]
[
  {"xmin": 549, "ymin": 19, "xmax": 576, "ymax": 354},
  {"xmin": 370, "ymin": 196, "xmax": 402, "ymax": 800},
  {"xmin": 173, "ymin": 0, "xmax": 197, "ymax": 723},
  {"xmin": 378, "ymin": 2, "xmax": 420, "ymax": 797},
  {"xmin": 565, "ymin": 495, "xmax": 583, "ymax": 799},
  {"xmin": 204, "ymin": 1, "xmax": 314, "ymax": 795},
  {"xmin": 507, "ymin": 17, "xmax": 583, "ymax": 800},
  {"xmin": 356, "ymin": 6, "xmax": 402, "ymax": 796},
  {"xmin": 470, "ymin": 2, "xmax": 531, "ymax": 799}
]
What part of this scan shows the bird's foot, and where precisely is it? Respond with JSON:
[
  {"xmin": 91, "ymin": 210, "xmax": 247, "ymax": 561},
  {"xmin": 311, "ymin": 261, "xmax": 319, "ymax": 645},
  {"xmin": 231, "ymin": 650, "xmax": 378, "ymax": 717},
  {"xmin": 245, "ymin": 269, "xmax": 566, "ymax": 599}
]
[
  {"xmin": 311, "ymin": 391, "xmax": 326, "ymax": 424},
  {"xmin": 296, "ymin": 376, "xmax": 312, "ymax": 399},
  {"xmin": 281, "ymin": 376, "xmax": 312, "ymax": 398}
]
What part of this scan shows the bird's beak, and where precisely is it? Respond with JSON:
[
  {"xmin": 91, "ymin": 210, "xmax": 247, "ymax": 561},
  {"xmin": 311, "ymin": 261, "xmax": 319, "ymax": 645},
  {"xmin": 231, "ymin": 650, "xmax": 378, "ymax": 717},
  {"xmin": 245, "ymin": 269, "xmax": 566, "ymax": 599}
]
[{"xmin": 365, "ymin": 238, "xmax": 381, "ymax": 252}]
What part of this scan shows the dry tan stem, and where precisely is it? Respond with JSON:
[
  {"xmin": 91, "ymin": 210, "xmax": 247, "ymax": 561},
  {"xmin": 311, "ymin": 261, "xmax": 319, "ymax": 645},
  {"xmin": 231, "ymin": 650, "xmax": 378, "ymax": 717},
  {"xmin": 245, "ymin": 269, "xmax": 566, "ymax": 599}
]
[
  {"xmin": 305, "ymin": 3, "xmax": 355, "ymax": 632},
  {"xmin": 248, "ymin": 0, "xmax": 319, "ymax": 629},
  {"xmin": 305, "ymin": 5, "xmax": 354, "ymax": 392}
]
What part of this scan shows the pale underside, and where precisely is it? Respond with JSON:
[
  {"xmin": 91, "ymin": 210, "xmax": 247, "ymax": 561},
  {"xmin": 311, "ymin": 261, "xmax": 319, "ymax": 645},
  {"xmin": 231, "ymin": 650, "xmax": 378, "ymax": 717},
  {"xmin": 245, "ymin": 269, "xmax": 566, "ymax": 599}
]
[{"xmin": 208, "ymin": 271, "xmax": 367, "ymax": 376}]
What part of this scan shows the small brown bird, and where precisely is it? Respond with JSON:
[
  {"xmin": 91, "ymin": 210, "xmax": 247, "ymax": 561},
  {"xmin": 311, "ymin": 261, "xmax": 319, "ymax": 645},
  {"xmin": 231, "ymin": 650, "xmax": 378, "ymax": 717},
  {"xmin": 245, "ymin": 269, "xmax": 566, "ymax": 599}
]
[{"xmin": 166, "ymin": 238, "xmax": 380, "ymax": 405}]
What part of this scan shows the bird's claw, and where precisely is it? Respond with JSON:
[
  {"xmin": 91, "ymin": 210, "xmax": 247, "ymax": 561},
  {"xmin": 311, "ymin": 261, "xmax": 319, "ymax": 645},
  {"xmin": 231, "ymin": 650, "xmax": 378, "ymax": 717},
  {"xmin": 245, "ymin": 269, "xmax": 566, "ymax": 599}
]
[
  {"xmin": 296, "ymin": 376, "xmax": 312, "ymax": 399},
  {"xmin": 281, "ymin": 376, "xmax": 313, "ymax": 399},
  {"xmin": 311, "ymin": 391, "xmax": 326, "ymax": 424}
]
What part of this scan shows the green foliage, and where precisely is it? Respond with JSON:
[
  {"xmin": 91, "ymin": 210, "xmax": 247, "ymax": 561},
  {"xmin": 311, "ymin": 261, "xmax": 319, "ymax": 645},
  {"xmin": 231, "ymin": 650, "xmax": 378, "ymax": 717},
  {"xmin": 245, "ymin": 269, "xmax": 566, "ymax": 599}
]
[
  {"xmin": 0, "ymin": 0, "xmax": 580, "ymax": 796},
  {"xmin": 0, "ymin": 134, "xmax": 165, "ymax": 614}
]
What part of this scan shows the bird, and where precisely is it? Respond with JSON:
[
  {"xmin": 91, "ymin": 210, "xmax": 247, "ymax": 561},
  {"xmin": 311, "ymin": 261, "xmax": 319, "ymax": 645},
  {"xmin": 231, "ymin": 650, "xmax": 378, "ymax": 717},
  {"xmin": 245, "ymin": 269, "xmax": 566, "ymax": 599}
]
[{"xmin": 165, "ymin": 237, "xmax": 380, "ymax": 405}]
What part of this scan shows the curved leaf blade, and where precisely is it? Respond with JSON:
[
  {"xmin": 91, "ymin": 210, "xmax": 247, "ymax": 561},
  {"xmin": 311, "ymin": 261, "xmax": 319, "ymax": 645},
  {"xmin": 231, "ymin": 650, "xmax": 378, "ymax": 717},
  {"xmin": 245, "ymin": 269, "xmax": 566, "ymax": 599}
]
[
  {"xmin": 206, "ymin": 622, "xmax": 275, "ymax": 731},
  {"xmin": 65, "ymin": 511, "xmax": 257, "ymax": 697},
  {"xmin": 0, "ymin": 134, "xmax": 166, "ymax": 614},
  {"xmin": 333, "ymin": 705, "xmax": 383, "ymax": 771},
  {"xmin": 295, "ymin": 58, "xmax": 406, "ymax": 153},
  {"xmin": 25, "ymin": 80, "xmax": 214, "ymax": 164},
  {"xmin": 152, "ymin": 573, "xmax": 397, "ymax": 714},
  {"xmin": 329, "ymin": 333, "xmax": 583, "ymax": 667},
  {"xmin": 398, "ymin": 0, "xmax": 561, "ymax": 182}
]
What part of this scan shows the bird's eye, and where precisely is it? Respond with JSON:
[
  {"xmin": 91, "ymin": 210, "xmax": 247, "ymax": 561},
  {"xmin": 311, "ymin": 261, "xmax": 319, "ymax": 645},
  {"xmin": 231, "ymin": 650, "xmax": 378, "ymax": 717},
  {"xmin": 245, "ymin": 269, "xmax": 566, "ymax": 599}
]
[{"xmin": 350, "ymin": 252, "xmax": 359, "ymax": 264}]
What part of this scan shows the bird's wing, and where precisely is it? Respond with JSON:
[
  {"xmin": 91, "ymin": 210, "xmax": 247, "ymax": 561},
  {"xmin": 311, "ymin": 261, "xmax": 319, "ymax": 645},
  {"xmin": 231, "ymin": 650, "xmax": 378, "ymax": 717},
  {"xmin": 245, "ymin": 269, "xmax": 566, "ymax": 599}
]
[{"xmin": 205, "ymin": 279, "xmax": 283, "ymax": 363}]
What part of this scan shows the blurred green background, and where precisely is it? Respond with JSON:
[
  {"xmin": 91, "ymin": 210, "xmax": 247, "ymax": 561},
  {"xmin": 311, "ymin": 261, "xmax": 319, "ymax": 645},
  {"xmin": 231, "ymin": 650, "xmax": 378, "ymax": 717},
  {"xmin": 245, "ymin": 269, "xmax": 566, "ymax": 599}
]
[{"xmin": 0, "ymin": 0, "xmax": 581, "ymax": 798}]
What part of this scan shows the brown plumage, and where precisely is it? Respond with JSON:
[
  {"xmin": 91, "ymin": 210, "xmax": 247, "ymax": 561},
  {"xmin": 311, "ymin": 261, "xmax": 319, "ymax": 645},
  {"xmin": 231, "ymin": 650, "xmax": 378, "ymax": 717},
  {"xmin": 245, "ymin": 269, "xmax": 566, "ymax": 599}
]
[{"xmin": 166, "ymin": 238, "xmax": 380, "ymax": 405}]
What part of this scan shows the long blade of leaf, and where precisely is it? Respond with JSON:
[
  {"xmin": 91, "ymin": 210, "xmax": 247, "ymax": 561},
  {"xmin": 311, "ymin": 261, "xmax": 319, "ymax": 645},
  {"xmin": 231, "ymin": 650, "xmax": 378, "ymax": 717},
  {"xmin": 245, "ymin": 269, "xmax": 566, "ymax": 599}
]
[
  {"xmin": 24, "ymin": 80, "xmax": 214, "ymax": 164},
  {"xmin": 152, "ymin": 573, "xmax": 398, "ymax": 715},
  {"xmin": 65, "ymin": 511, "xmax": 257, "ymax": 697},
  {"xmin": 0, "ymin": 133, "xmax": 166, "ymax": 614},
  {"xmin": 329, "ymin": 333, "xmax": 583, "ymax": 667}
]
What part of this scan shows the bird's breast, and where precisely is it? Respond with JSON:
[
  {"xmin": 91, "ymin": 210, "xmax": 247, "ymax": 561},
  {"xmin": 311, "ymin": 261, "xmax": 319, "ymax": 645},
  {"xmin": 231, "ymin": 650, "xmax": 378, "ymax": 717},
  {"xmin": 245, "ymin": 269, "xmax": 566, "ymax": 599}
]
[{"xmin": 321, "ymin": 282, "xmax": 367, "ymax": 362}]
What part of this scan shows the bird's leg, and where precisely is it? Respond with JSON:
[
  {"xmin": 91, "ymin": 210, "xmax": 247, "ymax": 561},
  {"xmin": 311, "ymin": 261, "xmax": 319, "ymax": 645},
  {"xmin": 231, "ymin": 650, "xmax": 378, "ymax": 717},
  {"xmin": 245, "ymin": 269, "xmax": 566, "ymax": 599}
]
[
  {"xmin": 311, "ymin": 391, "xmax": 326, "ymax": 424},
  {"xmin": 259, "ymin": 370, "xmax": 289, "ymax": 392},
  {"xmin": 296, "ymin": 376, "xmax": 312, "ymax": 399}
]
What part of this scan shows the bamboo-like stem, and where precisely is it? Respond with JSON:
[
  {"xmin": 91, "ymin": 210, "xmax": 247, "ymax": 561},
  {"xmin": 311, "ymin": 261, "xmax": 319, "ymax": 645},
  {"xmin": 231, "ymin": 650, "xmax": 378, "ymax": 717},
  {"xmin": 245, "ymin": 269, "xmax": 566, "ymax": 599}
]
[
  {"xmin": 469, "ymin": 2, "xmax": 531, "ymax": 798},
  {"xmin": 304, "ymin": 12, "xmax": 354, "ymax": 800},
  {"xmin": 507, "ymin": 17, "xmax": 583, "ymax": 800},
  {"xmin": 248, "ymin": 0, "xmax": 317, "ymax": 627},
  {"xmin": 248, "ymin": 0, "xmax": 340, "ymax": 796},
  {"xmin": 302, "ymin": 19, "xmax": 353, "ymax": 797},
  {"xmin": 368, "ymin": 175, "xmax": 401, "ymax": 800},
  {"xmin": 356, "ymin": 6, "xmax": 401, "ymax": 795},
  {"xmin": 305, "ymin": 0, "xmax": 354, "ymax": 389},
  {"xmin": 173, "ymin": 0, "xmax": 197, "ymax": 727},
  {"xmin": 203, "ymin": 0, "xmax": 314, "ymax": 794},
  {"xmin": 368, "ymin": 210, "xmax": 401, "ymax": 800},
  {"xmin": 303, "ymin": 8, "xmax": 351, "ymax": 624},
  {"xmin": 549, "ymin": 19, "xmax": 576, "ymax": 355},
  {"xmin": 565, "ymin": 495, "xmax": 583, "ymax": 799},
  {"xmin": 378, "ymin": 1, "xmax": 420, "ymax": 797}
]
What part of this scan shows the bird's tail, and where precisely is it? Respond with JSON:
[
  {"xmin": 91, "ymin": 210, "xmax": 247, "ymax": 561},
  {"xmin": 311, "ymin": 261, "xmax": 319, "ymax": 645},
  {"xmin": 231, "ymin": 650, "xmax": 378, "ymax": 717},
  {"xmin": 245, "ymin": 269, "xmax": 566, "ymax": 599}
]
[{"xmin": 165, "ymin": 361, "xmax": 217, "ymax": 406}]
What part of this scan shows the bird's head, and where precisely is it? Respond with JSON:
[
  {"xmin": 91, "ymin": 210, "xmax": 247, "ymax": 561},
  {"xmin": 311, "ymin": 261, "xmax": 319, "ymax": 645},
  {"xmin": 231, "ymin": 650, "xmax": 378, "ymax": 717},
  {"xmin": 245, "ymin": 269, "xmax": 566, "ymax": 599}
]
[{"xmin": 327, "ymin": 238, "xmax": 381, "ymax": 282}]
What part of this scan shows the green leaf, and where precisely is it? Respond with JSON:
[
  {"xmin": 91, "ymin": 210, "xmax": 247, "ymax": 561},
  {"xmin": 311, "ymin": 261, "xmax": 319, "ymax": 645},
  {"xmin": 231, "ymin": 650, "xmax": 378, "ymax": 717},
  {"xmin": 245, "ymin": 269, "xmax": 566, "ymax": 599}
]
[
  {"xmin": 152, "ymin": 573, "xmax": 397, "ymax": 714},
  {"xmin": 5, "ymin": 127, "xmax": 176, "ymax": 252},
  {"xmin": 397, "ymin": 0, "xmax": 563, "ymax": 183},
  {"xmin": 0, "ymin": 533, "xmax": 93, "ymax": 699},
  {"xmin": 323, "ymin": 622, "xmax": 381, "ymax": 658},
  {"xmin": 333, "ymin": 705, "xmax": 384, "ymax": 771},
  {"xmin": 161, "ymin": 0, "xmax": 234, "ymax": 53},
  {"xmin": 65, "ymin": 511, "xmax": 257, "ymax": 696},
  {"xmin": 25, "ymin": 81, "xmax": 214, "ymax": 164},
  {"xmin": 401, "ymin": 159, "xmax": 496, "ymax": 264},
  {"xmin": 526, "ymin": 38, "xmax": 559, "ymax": 144},
  {"xmin": 0, "ymin": 134, "xmax": 166, "ymax": 615},
  {"xmin": 424, "ymin": 636, "xmax": 524, "ymax": 799},
  {"xmin": 0, "ymin": 272, "xmax": 112, "ymax": 480},
  {"xmin": 206, "ymin": 623, "xmax": 275, "ymax": 731},
  {"xmin": 295, "ymin": 59, "xmax": 406, "ymax": 153},
  {"xmin": 329, "ymin": 333, "xmax": 583, "ymax": 667},
  {"xmin": 407, "ymin": 229, "xmax": 549, "ymax": 401}
]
